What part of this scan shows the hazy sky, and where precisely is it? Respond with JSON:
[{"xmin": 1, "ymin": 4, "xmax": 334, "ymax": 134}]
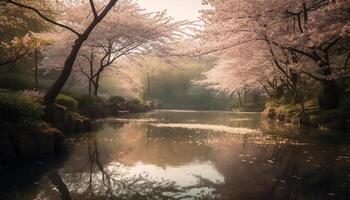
[{"xmin": 136, "ymin": 0, "xmax": 206, "ymax": 21}]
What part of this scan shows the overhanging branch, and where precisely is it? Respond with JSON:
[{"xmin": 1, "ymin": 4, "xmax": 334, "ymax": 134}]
[{"xmin": 7, "ymin": 0, "xmax": 81, "ymax": 36}]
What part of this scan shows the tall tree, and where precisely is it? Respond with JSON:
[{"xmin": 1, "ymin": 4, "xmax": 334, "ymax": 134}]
[
  {"xmin": 4, "ymin": 0, "xmax": 120, "ymax": 103},
  {"xmin": 195, "ymin": 0, "xmax": 350, "ymax": 109},
  {"xmin": 39, "ymin": 2, "xmax": 186, "ymax": 97}
]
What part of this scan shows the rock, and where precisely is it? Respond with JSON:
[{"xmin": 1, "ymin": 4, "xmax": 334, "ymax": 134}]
[
  {"xmin": 16, "ymin": 135, "xmax": 37, "ymax": 160},
  {"xmin": 83, "ymin": 119, "xmax": 93, "ymax": 132},
  {"xmin": 54, "ymin": 130, "xmax": 65, "ymax": 152},
  {"xmin": 43, "ymin": 128, "xmax": 66, "ymax": 152},
  {"xmin": 0, "ymin": 138, "xmax": 16, "ymax": 164},
  {"xmin": 66, "ymin": 114, "xmax": 76, "ymax": 132},
  {"xmin": 45, "ymin": 104, "xmax": 68, "ymax": 131},
  {"xmin": 37, "ymin": 128, "xmax": 65, "ymax": 153},
  {"xmin": 36, "ymin": 129, "xmax": 56, "ymax": 155},
  {"xmin": 63, "ymin": 111, "xmax": 72, "ymax": 125},
  {"xmin": 74, "ymin": 118, "xmax": 84, "ymax": 133}
]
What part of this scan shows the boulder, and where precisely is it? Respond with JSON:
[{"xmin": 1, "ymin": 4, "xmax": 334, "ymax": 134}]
[
  {"xmin": 36, "ymin": 129, "xmax": 56, "ymax": 155},
  {"xmin": 74, "ymin": 118, "xmax": 84, "ymax": 133},
  {"xmin": 53, "ymin": 104, "xmax": 67, "ymax": 119},
  {"xmin": 16, "ymin": 135, "xmax": 37, "ymax": 160},
  {"xmin": 54, "ymin": 130, "xmax": 65, "ymax": 152},
  {"xmin": 0, "ymin": 138, "xmax": 16, "ymax": 164},
  {"xmin": 66, "ymin": 114, "xmax": 76, "ymax": 132}
]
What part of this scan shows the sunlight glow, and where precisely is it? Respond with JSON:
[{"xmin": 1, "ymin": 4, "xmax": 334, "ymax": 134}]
[{"xmin": 135, "ymin": 0, "xmax": 206, "ymax": 21}]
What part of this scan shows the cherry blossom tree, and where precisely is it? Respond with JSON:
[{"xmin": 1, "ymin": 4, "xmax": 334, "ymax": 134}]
[
  {"xmin": 196, "ymin": 0, "xmax": 350, "ymax": 109},
  {"xmin": 4, "ymin": 0, "xmax": 120, "ymax": 103},
  {"xmin": 0, "ymin": 1, "xmax": 51, "ymax": 70},
  {"xmin": 40, "ymin": 1, "xmax": 187, "ymax": 97}
]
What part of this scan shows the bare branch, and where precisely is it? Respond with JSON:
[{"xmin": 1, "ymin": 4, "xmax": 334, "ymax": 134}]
[
  {"xmin": 300, "ymin": 71, "xmax": 324, "ymax": 82},
  {"xmin": 89, "ymin": 0, "xmax": 98, "ymax": 18}
]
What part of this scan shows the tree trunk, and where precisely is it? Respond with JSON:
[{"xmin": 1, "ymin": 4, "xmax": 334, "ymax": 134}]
[
  {"xmin": 320, "ymin": 80, "xmax": 340, "ymax": 109},
  {"xmin": 262, "ymin": 85, "xmax": 274, "ymax": 99},
  {"xmin": 318, "ymin": 60, "xmax": 340, "ymax": 109},
  {"xmin": 93, "ymin": 73, "xmax": 100, "ymax": 97},
  {"xmin": 34, "ymin": 48, "xmax": 39, "ymax": 88},
  {"xmin": 146, "ymin": 71, "xmax": 154, "ymax": 105},
  {"xmin": 88, "ymin": 80, "xmax": 92, "ymax": 97},
  {"xmin": 44, "ymin": 37, "xmax": 88, "ymax": 103},
  {"xmin": 43, "ymin": 0, "xmax": 119, "ymax": 103},
  {"xmin": 93, "ymin": 83, "xmax": 99, "ymax": 97},
  {"xmin": 238, "ymin": 91, "xmax": 243, "ymax": 107},
  {"xmin": 88, "ymin": 59, "xmax": 94, "ymax": 97}
]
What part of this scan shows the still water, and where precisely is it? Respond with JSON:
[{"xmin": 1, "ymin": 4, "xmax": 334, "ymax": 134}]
[{"xmin": 1, "ymin": 110, "xmax": 350, "ymax": 200}]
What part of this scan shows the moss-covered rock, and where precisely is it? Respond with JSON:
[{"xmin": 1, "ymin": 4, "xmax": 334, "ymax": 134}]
[
  {"xmin": 0, "ymin": 139, "xmax": 16, "ymax": 164},
  {"xmin": 55, "ymin": 94, "xmax": 78, "ymax": 111},
  {"xmin": 0, "ymin": 92, "xmax": 43, "ymax": 132},
  {"xmin": 36, "ymin": 130, "xmax": 55, "ymax": 155}
]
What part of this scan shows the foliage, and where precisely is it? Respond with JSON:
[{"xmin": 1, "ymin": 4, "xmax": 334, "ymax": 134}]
[
  {"xmin": 132, "ymin": 56, "xmax": 232, "ymax": 109},
  {"xmin": 127, "ymin": 98, "xmax": 151, "ymax": 113},
  {"xmin": 74, "ymin": 94, "xmax": 106, "ymax": 113},
  {"xmin": 194, "ymin": 0, "xmax": 350, "ymax": 109},
  {"xmin": 55, "ymin": 94, "xmax": 78, "ymax": 111},
  {"xmin": 0, "ymin": 91, "xmax": 43, "ymax": 131},
  {"xmin": 108, "ymin": 96, "xmax": 125, "ymax": 104},
  {"xmin": 22, "ymin": 89, "xmax": 44, "ymax": 100},
  {"xmin": 0, "ymin": 1, "xmax": 51, "ymax": 68},
  {"xmin": 0, "ymin": 74, "xmax": 35, "ymax": 90},
  {"xmin": 38, "ymin": 0, "xmax": 188, "ymax": 97}
]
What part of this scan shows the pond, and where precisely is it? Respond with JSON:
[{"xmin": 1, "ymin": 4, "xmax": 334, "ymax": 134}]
[{"xmin": 0, "ymin": 110, "xmax": 350, "ymax": 200}]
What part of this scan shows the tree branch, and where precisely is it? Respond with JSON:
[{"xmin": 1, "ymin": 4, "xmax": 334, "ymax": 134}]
[
  {"xmin": 301, "ymin": 71, "xmax": 324, "ymax": 82},
  {"xmin": 89, "ymin": 0, "xmax": 98, "ymax": 18},
  {"xmin": 322, "ymin": 37, "xmax": 341, "ymax": 52},
  {"xmin": 7, "ymin": 0, "xmax": 81, "ymax": 36}
]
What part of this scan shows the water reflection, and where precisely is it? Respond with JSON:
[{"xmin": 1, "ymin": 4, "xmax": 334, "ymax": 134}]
[{"xmin": 0, "ymin": 110, "xmax": 349, "ymax": 199}]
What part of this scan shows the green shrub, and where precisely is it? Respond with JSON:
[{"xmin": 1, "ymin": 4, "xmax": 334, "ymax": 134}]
[
  {"xmin": 0, "ymin": 74, "xmax": 35, "ymax": 91},
  {"xmin": 0, "ymin": 92, "xmax": 43, "ymax": 131},
  {"xmin": 75, "ymin": 95, "xmax": 105, "ymax": 109},
  {"xmin": 55, "ymin": 94, "xmax": 78, "ymax": 111},
  {"xmin": 128, "ymin": 98, "xmax": 141, "ymax": 105},
  {"xmin": 108, "ymin": 96, "xmax": 125, "ymax": 104},
  {"xmin": 127, "ymin": 98, "xmax": 151, "ymax": 113}
]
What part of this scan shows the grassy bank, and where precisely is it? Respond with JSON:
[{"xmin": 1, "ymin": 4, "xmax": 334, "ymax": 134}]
[{"xmin": 262, "ymin": 99, "xmax": 350, "ymax": 132}]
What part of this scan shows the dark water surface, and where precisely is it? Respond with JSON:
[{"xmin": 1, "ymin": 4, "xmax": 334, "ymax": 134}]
[{"xmin": 1, "ymin": 110, "xmax": 350, "ymax": 200}]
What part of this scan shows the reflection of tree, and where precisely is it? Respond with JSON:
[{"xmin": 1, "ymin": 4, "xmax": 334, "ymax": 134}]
[
  {"xmin": 116, "ymin": 124, "xmax": 213, "ymax": 167},
  {"xmin": 48, "ymin": 134, "xmax": 185, "ymax": 200},
  {"xmin": 195, "ymin": 140, "xmax": 349, "ymax": 200},
  {"xmin": 48, "ymin": 170, "xmax": 72, "ymax": 200}
]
